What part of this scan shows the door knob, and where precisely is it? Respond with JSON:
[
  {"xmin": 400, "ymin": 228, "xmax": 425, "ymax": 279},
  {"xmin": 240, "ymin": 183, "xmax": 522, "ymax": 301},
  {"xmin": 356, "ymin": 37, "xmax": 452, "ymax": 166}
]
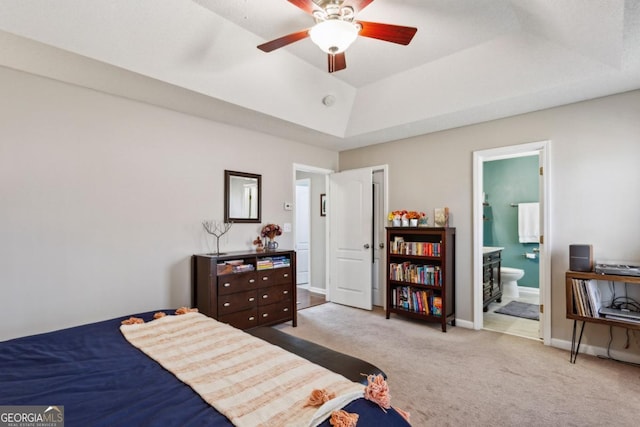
[
  {"xmin": 364, "ymin": 244, "xmax": 370, "ymax": 249},
  {"xmin": 379, "ymin": 243, "xmax": 384, "ymax": 249}
]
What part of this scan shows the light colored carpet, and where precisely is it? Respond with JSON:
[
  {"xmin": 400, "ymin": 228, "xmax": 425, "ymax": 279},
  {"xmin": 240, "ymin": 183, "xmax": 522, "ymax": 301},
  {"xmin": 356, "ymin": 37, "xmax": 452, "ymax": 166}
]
[{"xmin": 277, "ymin": 302, "xmax": 640, "ymax": 427}]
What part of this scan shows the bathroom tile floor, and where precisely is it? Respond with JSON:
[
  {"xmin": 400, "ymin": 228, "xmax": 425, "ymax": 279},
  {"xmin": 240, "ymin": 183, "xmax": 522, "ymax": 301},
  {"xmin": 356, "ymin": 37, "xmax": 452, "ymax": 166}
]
[{"xmin": 483, "ymin": 293, "xmax": 540, "ymax": 340}]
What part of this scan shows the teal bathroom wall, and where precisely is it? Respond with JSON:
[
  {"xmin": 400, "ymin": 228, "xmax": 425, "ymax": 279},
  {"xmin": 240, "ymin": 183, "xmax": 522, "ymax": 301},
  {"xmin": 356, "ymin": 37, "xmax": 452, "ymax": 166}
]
[{"xmin": 483, "ymin": 155, "xmax": 539, "ymax": 288}]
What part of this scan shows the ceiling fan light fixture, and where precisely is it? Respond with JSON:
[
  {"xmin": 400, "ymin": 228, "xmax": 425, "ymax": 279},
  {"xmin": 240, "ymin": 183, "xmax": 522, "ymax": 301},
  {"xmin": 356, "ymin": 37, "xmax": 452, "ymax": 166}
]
[{"xmin": 309, "ymin": 20, "xmax": 359, "ymax": 54}]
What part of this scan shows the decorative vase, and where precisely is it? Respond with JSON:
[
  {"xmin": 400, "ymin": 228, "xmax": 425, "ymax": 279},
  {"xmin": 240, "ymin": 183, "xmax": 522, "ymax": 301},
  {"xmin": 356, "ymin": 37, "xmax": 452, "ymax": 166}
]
[
  {"xmin": 392, "ymin": 219, "xmax": 401, "ymax": 227},
  {"xmin": 410, "ymin": 219, "xmax": 418, "ymax": 227},
  {"xmin": 401, "ymin": 219, "xmax": 409, "ymax": 227},
  {"xmin": 266, "ymin": 240, "xmax": 278, "ymax": 251}
]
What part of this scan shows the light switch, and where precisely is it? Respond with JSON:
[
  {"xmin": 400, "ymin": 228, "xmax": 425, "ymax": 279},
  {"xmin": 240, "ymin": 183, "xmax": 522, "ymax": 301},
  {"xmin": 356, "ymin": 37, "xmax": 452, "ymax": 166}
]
[{"xmin": 283, "ymin": 223, "xmax": 292, "ymax": 232}]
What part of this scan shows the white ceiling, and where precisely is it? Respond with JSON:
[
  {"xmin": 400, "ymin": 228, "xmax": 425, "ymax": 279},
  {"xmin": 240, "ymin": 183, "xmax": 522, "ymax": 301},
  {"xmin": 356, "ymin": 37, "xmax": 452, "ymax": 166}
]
[{"xmin": 1, "ymin": 0, "xmax": 639, "ymax": 151}]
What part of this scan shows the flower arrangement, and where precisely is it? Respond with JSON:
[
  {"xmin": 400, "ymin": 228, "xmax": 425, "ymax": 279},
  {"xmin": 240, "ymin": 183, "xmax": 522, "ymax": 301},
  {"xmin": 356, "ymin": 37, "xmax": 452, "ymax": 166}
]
[
  {"xmin": 260, "ymin": 223, "xmax": 282, "ymax": 241},
  {"xmin": 388, "ymin": 210, "xmax": 427, "ymax": 226},
  {"xmin": 405, "ymin": 211, "xmax": 423, "ymax": 220},
  {"xmin": 387, "ymin": 210, "xmax": 407, "ymax": 221}
]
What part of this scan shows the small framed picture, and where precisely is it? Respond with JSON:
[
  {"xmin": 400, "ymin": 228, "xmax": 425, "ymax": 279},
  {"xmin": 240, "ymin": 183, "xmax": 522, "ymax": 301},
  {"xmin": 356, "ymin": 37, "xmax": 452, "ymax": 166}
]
[
  {"xmin": 320, "ymin": 194, "xmax": 327, "ymax": 217},
  {"xmin": 434, "ymin": 207, "xmax": 449, "ymax": 227}
]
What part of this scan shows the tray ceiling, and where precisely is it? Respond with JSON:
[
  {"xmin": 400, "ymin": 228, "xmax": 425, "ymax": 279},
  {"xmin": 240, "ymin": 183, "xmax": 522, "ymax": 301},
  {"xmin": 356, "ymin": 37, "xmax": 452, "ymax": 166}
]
[{"xmin": 1, "ymin": 0, "xmax": 639, "ymax": 151}]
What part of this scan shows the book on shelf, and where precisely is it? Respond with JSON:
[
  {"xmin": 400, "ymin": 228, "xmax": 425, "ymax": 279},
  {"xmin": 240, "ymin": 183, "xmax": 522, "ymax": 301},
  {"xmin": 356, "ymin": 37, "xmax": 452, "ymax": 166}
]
[
  {"xmin": 232, "ymin": 264, "xmax": 255, "ymax": 272},
  {"xmin": 392, "ymin": 286, "xmax": 433, "ymax": 315},
  {"xmin": 256, "ymin": 255, "xmax": 291, "ymax": 270},
  {"xmin": 389, "ymin": 262, "xmax": 442, "ymax": 286},
  {"xmin": 431, "ymin": 296, "xmax": 442, "ymax": 317},
  {"xmin": 389, "ymin": 240, "xmax": 441, "ymax": 256},
  {"xmin": 571, "ymin": 278, "xmax": 601, "ymax": 318}
]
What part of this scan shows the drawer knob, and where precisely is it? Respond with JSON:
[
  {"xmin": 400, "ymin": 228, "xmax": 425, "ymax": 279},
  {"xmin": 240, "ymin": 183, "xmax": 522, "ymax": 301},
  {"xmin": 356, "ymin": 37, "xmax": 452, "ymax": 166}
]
[
  {"xmin": 262, "ymin": 313, "xmax": 269, "ymax": 318},
  {"xmin": 283, "ymin": 290, "xmax": 289, "ymax": 294},
  {"xmin": 249, "ymin": 316, "xmax": 255, "ymax": 321},
  {"xmin": 283, "ymin": 273, "xmax": 289, "ymax": 278},
  {"xmin": 223, "ymin": 283, "xmax": 231, "ymax": 287},
  {"xmin": 262, "ymin": 295, "xmax": 268, "ymax": 299},
  {"xmin": 223, "ymin": 302, "xmax": 230, "ymax": 307},
  {"xmin": 283, "ymin": 308, "xmax": 289, "ymax": 312},
  {"xmin": 248, "ymin": 297, "xmax": 255, "ymax": 302},
  {"xmin": 249, "ymin": 279, "xmax": 255, "ymax": 283},
  {"xmin": 262, "ymin": 277, "xmax": 269, "ymax": 281}
]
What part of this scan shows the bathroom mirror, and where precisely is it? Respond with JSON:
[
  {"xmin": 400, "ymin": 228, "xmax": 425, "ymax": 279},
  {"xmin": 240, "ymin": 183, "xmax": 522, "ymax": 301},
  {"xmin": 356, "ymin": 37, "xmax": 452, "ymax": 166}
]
[{"xmin": 224, "ymin": 170, "xmax": 261, "ymax": 223}]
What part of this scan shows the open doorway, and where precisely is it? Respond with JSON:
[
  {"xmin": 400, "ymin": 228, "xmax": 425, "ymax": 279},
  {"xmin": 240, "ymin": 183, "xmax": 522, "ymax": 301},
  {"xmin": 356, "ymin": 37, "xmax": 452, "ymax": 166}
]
[
  {"xmin": 473, "ymin": 141, "xmax": 551, "ymax": 345},
  {"xmin": 293, "ymin": 164, "xmax": 332, "ymax": 310}
]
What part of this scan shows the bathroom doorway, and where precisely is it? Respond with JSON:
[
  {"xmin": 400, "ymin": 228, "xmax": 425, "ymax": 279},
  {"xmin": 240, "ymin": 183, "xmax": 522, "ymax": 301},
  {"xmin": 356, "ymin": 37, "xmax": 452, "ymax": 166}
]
[{"xmin": 473, "ymin": 141, "xmax": 551, "ymax": 344}]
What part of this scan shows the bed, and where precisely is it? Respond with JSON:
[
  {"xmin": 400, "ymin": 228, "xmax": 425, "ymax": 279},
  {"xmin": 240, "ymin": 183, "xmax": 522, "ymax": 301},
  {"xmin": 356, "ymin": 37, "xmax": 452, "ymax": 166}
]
[{"xmin": 0, "ymin": 310, "xmax": 410, "ymax": 426}]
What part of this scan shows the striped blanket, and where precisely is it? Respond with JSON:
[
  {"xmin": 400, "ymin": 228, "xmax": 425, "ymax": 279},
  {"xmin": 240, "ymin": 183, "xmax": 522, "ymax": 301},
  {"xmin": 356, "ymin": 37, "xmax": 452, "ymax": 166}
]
[{"xmin": 120, "ymin": 313, "xmax": 364, "ymax": 427}]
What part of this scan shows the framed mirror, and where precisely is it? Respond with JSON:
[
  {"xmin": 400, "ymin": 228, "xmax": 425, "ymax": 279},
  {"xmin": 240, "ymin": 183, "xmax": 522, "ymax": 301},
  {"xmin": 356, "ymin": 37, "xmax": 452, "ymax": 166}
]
[{"xmin": 224, "ymin": 170, "xmax": 261, "ymax": 223}]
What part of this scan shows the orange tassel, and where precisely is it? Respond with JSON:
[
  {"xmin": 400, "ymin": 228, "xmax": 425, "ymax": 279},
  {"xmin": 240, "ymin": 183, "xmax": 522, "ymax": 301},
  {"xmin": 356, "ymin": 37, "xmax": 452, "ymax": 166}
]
[
  {"xmin": 364, "ymin": 374, "xmax": 391, "ymax": 411},
  {"xmin": 394, "ymin": 406, "xmax": 411, "ymax": 423},
  {"xmin": 175, "ymin": 307, "xmax": 198, "ymax": 315},
  {"xmin": 121, "ymin": 317, "xmax": 144, "ymax": 325},
  {"xmin": 304, "ymin": 388, "xmax": 336, "ymax": 407},
  {"xmin": 330, "ymin": 409, "xmax": 359, "ymax": 427},
  {"xmin": 153, "ymin": 312, "xmax": 167, "ymax": 319}
]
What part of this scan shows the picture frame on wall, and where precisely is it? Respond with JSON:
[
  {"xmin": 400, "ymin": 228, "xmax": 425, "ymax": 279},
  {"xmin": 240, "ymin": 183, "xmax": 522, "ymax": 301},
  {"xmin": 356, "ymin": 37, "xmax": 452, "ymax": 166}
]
[{"xmin": 320, "ymin": 194, "xmax": 326, "ymax": 217}]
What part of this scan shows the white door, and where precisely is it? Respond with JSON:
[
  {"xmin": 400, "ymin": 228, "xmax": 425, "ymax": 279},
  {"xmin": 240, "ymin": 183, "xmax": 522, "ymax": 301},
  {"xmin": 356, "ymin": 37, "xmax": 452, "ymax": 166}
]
[
  {"xmin": 328, "ymin": 168, "xmax": 373, "ymax": 310},
  {"xmin": 295, "ymin": 180, "xmax": 310, "ymax": 286}
]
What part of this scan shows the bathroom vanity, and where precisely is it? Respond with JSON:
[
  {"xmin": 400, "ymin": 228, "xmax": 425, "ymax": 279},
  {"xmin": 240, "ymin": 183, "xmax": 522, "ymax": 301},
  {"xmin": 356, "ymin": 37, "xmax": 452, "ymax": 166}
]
[{"xmin": 483, "ymin": 247, "xmax": 503, "ymax": 311}]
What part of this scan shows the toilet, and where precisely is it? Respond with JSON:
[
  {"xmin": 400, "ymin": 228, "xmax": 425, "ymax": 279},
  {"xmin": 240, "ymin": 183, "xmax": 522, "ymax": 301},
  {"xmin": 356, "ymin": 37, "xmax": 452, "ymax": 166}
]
[{"xmin": 501, "ymin": 267, "xmax": 524, "ymax": 298}]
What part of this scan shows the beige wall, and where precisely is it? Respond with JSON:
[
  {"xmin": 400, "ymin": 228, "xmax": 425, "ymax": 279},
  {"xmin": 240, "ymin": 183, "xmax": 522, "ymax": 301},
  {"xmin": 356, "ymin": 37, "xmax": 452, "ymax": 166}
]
[
  {"xmin": 0, "ymin": 66, "xmax": 338, "ymax": 340},
  {"xmin": 340, "ymin": 90, "xmax": 640, "ymax": 351}
]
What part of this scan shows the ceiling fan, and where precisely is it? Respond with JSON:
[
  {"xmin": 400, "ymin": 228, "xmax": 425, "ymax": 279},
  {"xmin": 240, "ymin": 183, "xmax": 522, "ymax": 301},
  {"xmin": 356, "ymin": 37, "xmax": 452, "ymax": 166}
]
[{"xmin": 257, "ymin": 0, "xmax": 417, "ymax": 73}]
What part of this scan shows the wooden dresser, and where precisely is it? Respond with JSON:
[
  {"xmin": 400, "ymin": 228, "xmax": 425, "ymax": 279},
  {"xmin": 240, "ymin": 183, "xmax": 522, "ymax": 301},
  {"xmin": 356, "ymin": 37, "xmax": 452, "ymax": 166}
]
[{"xmin": 192, "ymin": 250, "xmax": 297, "ymax": 330}]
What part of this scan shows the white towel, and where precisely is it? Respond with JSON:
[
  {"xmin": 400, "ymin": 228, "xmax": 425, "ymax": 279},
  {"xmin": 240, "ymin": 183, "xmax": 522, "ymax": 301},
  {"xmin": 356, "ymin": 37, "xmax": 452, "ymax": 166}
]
[{"xmin": 518, "ymin": 202, "xmax": 539, "ymax": 243}]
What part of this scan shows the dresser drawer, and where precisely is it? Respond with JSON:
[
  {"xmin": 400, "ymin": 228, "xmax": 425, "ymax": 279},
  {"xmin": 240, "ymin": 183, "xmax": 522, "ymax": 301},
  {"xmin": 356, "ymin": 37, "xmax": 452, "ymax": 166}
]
[
  {"xmin": 219, "ymin": 308, "xmax": 258, "ymax": 330},
  {"xmin": 258, "ymin": 300, "xmax": 293, "ymax": 325},
  {"xmin": 218, "ymin": 271, "xmax": 258, "ymax": 295},
  {"xmin": 257, "ymin": 283, "xmax": 292, "ymax": 306},
  {"xmin": 256, "ymin": 267, "xmax": 293, "ymax": 288},
  {"xmin": 218, "ymin": 290, "xmax": 258, "ymax": 315}
]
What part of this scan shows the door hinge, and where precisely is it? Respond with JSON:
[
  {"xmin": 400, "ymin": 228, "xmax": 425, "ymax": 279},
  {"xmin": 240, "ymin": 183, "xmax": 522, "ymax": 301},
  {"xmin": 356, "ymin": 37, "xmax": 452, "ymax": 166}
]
[
  {"xmin": 539, "ymin": 235, "xmax": 544, "ymax": 244},
  {"xmin": 539, "ymin": 304, "xmax": 544, "ymax": 313},
  {"xmin": 539, "ymin": 166, "xmax": 543, "ymax": 176}
]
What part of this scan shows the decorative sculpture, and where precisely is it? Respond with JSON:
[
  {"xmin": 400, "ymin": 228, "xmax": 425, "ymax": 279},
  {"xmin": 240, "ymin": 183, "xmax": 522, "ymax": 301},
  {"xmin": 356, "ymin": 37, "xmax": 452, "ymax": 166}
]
[{"xmin": 202, "ymin": 220, "xmax": 233, "ymax": 255}]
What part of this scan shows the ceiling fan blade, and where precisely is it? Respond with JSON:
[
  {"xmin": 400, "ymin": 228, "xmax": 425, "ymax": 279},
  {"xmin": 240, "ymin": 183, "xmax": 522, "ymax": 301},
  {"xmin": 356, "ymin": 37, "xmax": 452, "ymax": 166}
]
[
  {"xmin": 357, "ymin": 21, "xmax": 417, "ymax": 45},
  {"xmin": 342, "ymin": 0, "xmax": 376, "ymax": 13},
  {"xmin": 287, "ymin": 0, "xmax": 320, "ymax": 15},
  {"xmin": 257, "ymin": 29, "xmax": 310, "ymax": 52},
  {"xmin": 328, "ymin": 52, "xmax": 347, "ymax": 73}
]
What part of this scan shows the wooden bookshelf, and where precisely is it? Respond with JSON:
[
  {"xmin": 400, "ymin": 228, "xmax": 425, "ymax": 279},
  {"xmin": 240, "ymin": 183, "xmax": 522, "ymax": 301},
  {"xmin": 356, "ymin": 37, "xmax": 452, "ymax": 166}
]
[
  {"xmin": 565, "ymin": 270, "xmax": 640, "ymax": 363},
  {"xmin": 385, "ymin": 227, "xmax": 455, "ymax": 332}
]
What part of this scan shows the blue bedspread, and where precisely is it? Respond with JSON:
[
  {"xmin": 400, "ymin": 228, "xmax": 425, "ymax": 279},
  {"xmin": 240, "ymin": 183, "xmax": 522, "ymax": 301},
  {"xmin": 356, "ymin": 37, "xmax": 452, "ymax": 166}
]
[{"xmin": 0, "ymin": 311, "xmax": 410, "ymax": 426}]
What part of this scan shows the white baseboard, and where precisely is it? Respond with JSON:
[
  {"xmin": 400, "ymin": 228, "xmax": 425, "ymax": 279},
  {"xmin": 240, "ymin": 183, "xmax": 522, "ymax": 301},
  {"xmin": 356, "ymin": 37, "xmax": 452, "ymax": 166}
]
[
  {"xmin": 302, "ymin": 285, "xmax": 326, "ymax": 295},
  {"xmin": 518, "ymin": 286, "xmax": 539, "ymax": 297},
  {"xmin": 551, "ymin": 337, "xmax": 640, "ymax": 365},
  {"xmin": 454, "ymin": 318, "xmax": 474, "ymax": 329}
]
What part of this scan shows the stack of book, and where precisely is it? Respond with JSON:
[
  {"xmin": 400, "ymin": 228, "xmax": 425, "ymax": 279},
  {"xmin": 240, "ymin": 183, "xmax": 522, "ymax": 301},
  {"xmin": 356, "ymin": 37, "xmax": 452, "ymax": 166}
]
[
  {"xmin": 232, "ymin": 263, "xmax": 254, "ymax": 273},
  {"xmin": 271, "ymin": 256, "xmax": 290, "ymax": 269},
  {"xmin": 257, "ymin": 256, "xmax": 291, "ymax": 270},
  {"xmin": 256, "ymin": 258, "xmax": 274, "ymax": 270}
]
